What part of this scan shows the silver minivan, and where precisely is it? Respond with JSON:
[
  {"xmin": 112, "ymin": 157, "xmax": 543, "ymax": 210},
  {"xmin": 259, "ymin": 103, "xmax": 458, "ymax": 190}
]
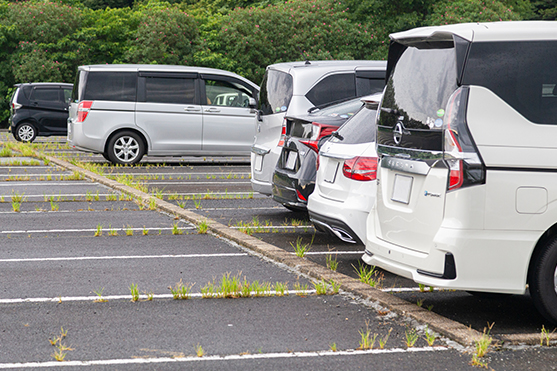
[
  {"xmin": 251, "ymin": 60, "xmax": 386, "ymax": 196},
  {"xmin": 68, "ymin": 64, "xmax": 259, "ymax": 165}
]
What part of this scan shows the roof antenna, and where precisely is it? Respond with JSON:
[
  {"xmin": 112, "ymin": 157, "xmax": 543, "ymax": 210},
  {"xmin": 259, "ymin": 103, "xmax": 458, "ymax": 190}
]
[{"xmin": 298, "ymin": 47, "xmax": 311, "ymax": 65}]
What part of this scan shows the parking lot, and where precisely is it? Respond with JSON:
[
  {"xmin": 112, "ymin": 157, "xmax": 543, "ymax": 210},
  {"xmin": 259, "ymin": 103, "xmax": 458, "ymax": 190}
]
[{"xmin": 1, "ymin": 131, "xmax": 557, "ymax": 370}]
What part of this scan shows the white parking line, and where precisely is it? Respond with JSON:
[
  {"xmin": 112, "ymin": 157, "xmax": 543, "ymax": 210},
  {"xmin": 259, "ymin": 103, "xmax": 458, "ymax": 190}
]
[
  {"xmin": 0, "ymin": 253, "xmax": 247, "ymax": 263},
  {"xmin": 0, "ymin": 227, "xmax": 193, "ymax": 235},
  {"xmin": 0, "ymin": 182, "xmax": 93, "ymax": 187},
  {"xmin": 145, "ymin": 181, "xmax": 251, "ymax": 185},
  {"xmin": 0, "ymin": 347, "xmax": 448, "ymax": 368}
]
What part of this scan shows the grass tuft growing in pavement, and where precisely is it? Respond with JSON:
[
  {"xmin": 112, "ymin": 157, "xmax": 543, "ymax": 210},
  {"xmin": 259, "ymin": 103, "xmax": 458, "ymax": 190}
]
[
  {"xmin": 470, "ymin": 323, "xmax": 494, "ymax": 368},
  {"xmin": 169, "ymin": 279, "xmax": 193, "ymax": 300}
]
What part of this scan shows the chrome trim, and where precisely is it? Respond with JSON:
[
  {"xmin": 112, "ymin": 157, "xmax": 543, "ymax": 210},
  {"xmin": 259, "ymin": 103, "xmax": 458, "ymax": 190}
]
[
  {"xmin": 320, "ymin": 152, "xmax": 354, "ymax": 160},
  {"xmin": 251, "ymin": 145, "xmax": 271, "ymax": 155},
  {"xmin": 381, "ymin": 156, "xmax": 431, "ymax": 176}
]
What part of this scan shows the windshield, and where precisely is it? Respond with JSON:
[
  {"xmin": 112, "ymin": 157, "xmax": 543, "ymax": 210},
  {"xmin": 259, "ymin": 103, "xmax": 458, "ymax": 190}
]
[
  {"xmin": 258, "ymin": 69, "xmax": 293, "ymax": 116},
  {"xmin": 334, "ymin": 107, "xmax": 377, "ymax": 145}
]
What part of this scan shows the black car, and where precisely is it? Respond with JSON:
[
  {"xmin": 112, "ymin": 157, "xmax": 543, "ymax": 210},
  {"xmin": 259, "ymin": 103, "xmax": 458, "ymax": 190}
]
[
  {"xmin": 9, "ymin": 82, "xmax": 73, "ymax": 142},
  {"xmin": 271, "ymin": 96, "xmax": 371, "ymax": 211}
]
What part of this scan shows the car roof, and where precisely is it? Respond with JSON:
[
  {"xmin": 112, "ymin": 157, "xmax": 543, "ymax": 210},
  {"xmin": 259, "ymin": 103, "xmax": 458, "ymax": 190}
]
[
  {"xmin": 14, "ymin": 82, "xmax": 73, "ymax": 88},
  {"xmin": 390, "ymin": 21, "xmax": 557, "ymax": 44},
  {"xmin": 266, "ymin": 60, "xmax": 386, "ymax": 95},
  {"xmin": 78, "ymin": 64, "xmax": 259, "ymax": 90}
]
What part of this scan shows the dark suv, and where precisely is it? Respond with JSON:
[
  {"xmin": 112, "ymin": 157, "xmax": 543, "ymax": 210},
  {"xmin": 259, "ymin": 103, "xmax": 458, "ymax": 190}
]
[{"xmin": 9, "ymin": 83, "xmax": 73, "ymax": 142}]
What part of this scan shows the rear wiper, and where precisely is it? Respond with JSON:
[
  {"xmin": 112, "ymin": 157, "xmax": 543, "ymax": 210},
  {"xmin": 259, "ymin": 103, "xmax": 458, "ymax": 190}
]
[{"xmin": 331, "ymin": 131, "xmax": 344, "ymax": 141}]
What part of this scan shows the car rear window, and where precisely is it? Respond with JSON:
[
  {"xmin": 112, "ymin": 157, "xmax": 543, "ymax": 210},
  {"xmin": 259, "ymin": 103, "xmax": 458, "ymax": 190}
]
[
  {"xmin": 144, "ymin": 76, "xmax": 195, "ymax": 104},
  {"xmin": 305, "ymin": 73, "xmax": 356, "ymax": 107},
  {"xmin": 31, "ymin": 88, "xmax": 60, "ymax": 102},
  {"xmin": 336, "ymin": 107, "xmax": 377, "ymax": 144},
  {"xmin": 258, "ymin": 70, "xmax": 293, "ymax": 116},
  {"xmin": 83, "ymin": 72, "xmax": 137, "ymax": 102},
  {"xmin": 463, "ymin": 40, "xmax": 557, "ymax": 125}
]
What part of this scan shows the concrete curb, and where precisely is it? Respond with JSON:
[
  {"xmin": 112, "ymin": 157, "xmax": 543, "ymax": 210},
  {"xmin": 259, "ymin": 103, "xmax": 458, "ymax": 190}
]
[{"xmin": 46, "ymin": 154, "xmax": 487, "ymax": 346}]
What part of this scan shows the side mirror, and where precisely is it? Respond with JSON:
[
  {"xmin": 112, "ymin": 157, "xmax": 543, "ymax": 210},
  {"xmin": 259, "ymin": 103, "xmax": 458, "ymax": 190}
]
[{"xmin": 249, "ymin": 97, "xmax": 257, "ymax": 114}]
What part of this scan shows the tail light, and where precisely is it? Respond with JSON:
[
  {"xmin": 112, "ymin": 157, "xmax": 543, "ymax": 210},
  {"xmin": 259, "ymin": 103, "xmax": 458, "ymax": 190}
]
[
  {"xmin": 316, "ymin": 154, "xmax": 320, "ymax": 171},
  {"xmin": 299, "ymin": 122, "xmax": 337, "ymax": 153},
  {"xmin": 342, "ymin": 156, "xmax": 378, "ymax": 181},
  {"xmin": 77, "ymin": 101, "xmax": 93, "ymax": 123},
  {"xmin": 277, "ymin": 120, "xmax": 287, "ymax": 146},
  {"xmin": 443, "ymin": 87, "xmax": 485, "ymax": 191},
  {"xmin": 11, "ymin": 102, "xmax": 22, "ymax": 110},
  {"xmin": 296, "ymin": 189, "xmax": 307, "ymax": 202}
]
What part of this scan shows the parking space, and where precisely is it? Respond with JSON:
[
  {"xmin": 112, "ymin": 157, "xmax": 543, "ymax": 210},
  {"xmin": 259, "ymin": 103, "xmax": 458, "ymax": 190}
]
[{"xmin": 2, "ymin": 132, "xmax": 557, "ymax": 369}]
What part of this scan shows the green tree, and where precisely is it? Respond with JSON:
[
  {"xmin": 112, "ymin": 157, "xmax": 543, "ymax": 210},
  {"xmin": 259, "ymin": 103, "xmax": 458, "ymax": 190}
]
[{"xmin": 425, "ymin": 0, "xmax": 522, "ymax": 25}]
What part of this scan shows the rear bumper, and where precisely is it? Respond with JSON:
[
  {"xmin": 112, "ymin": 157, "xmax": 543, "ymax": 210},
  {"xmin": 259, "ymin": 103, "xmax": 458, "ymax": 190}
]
[
  {"xmin": 364, "ymin": 210, "xmax": 536, "ymax": 294},
  {"xmin": 309, "ymin": 210, "xmax": 363, "ymax": 245},
  {"xmin": 271, "ymin": 169, "xmax": 314, "ymax": 209}
]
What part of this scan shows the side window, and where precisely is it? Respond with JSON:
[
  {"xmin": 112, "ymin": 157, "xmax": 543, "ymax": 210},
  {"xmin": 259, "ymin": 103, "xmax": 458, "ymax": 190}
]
[
  {"xmin": 305, "ymin": 73, "xmax": 356, "ymax": 107},
  {"xmin": 31, "ymin": 88, "xmax": 60, "ymax": 102},
  {"xmin": 356, "ymin": 78, "xmax": 385, "ymax": 96},
  {"xmin": 63, "ymin": 89, "xmax": 72, "ymax": 103},
  {"xmin": 83, "ymin": 72, "xmax": 137, "ymax": 102},
  {"xmin": 205, "ymin": 78, "xmax": 253, "ymax": 107},
  {"xmin": 144, "ymin": 77, "xmax": 196, "ymax": 104}
]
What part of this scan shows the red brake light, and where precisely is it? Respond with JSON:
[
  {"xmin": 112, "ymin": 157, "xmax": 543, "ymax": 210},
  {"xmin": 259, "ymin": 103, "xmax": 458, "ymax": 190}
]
[
  {"xmin": 296, "ymin": 189, "xmax": 307, "ymax": 201},
  {"xmin": 77, "ymin": 101, "xmax": 93, "ymax": 123},
  {"xmin": 277, "ymin": 121, "xmax": 286, "ymax": 147},
  {"xmin": 300, "ymin": 122, "xmax": 338, "ymax": 153},
  {"xmin": 342, "ymin": 156, "xmax": 378, "ymax": 181}
]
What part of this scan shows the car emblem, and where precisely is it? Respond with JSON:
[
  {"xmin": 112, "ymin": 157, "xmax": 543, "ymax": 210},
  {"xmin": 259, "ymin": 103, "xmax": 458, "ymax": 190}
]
[{"xmin": 393, "ymin": 122, "xmax": 403, "ymax": 145}]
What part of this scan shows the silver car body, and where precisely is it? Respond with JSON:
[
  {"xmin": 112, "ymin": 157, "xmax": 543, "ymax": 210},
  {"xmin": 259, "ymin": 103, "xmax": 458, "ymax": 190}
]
[
  {"xmin": 67, "ymin": 64, "xmax": 259, "ymax": 160},
  {"xmin": 251, "ymin": 60, "xmax": 387, "ymax": 195}
]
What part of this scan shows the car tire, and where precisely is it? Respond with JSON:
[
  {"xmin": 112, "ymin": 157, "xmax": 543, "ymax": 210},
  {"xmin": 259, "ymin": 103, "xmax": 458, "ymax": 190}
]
[
  {"xmin": 101, "ymin": 152, "xmax": 111, "ymax": 162},
  {"xmin": 529, "ymin": 237, "xmax": 557, "ymax": 325},
  {"xmin": 15, "ymin": 123, "xmax": 37, "ymax": 142},
  {"xmin": 107, "ymin": 131, "xmax": 145, "ymax": 166}
]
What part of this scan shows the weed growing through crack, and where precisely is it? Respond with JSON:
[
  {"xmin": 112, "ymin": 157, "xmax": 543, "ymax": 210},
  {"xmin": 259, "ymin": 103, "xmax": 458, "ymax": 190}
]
[
  {"xmin": 424, "ymin": 325, "xmax": 436, "ymax": 346},
  {"xmin": 353, "ymin": 262, "xmax": 383, "ymax": 288},
  {"xmin": 358, "ymin": 321, "xmax": 377, "ymax": 350},
  {"xmin": 290, "ymin": 235, "xmax": 313, "ymax": 258},
  {"xmin": 195, "ymin": 344, "xmax": 204, "ymax": 357},
  {"xmin": 11, "ymin": 191, "xmax": 25, "ymax": 203},
  {"xmin": 197, "ymin": 219, "xmax": 208, "ymax": 234},
  {"xmin": 94, "ymin": 224, "xmax": 103, "ymax": 237},
  {"xmin": 405, "ymin": 327, "xmax": 419, "ymax": 348},
  {"xmin": 378, "ymin": 328, "xmax": 392, "ymax": 349},
  {"xmin": 50, "ymin": 200, "xmax": 59, "ymax": 211},
  {"xmin": 293, "ymin": 281, "xmax": 308, "ymax": 296},
  {"xmin": 313, "ymin": 280, "xmax": 329, "ymax": 295},
  {"xmin": 125, "ymin": 225, "xmax": 134, "ymax": 236},
  {"xmin": 169, "ymin": 279, "xmax": 193, "ymax": 300},
  {"xmin": 193, "ymin": 199, "xmax": 201, "ymax": 209},
  {"xmin": 540, "ymin": 325, "xmax": 555, "ymax": 346},
  {"xmin": 274, "ymin": 282, "xmax": 288, "ymax": 296},
  {"xmin": 11, "ymin": 200, "xmax": 20, "ymax": 212},
  {"xmin": 172, "ymin": 223, "xmax": 183, "ymax": 235},
  {"xmin": 106, "ymin": 194, "xmax": 118, "ymax": 201},
  {"xmin": 148, "ymin": 198, "xmax": 157, "ymax": 210},
  {"xmin": 130, "ymin": 283, "xmax": 140, "ymax": 302},
  {"xmin": 107, "ymin": 225, "xmax": 118, "ymax": 236},
  {"xmin": 471, "ymin": 323, "xmax": 494, "ymax": 368},
  {"xmin": 50, "ymin": 327, "xmax": 73, "ymax": 362},
  {"xmin": 93, "ymin": 287, "xmax": 108, "ymax": 303},
  {"xmin": 329, "ymin": 343, "xmax": 337, "ymax": 352},
  {"xmin": 326, "ymin": 253, "xmax": 338, "ymax": 271},
  {"xmin": 416, "ymin": 299, "xmax": 424, "ymax": 307},
  {"xmin": 177, "ymin": 200, "xmax": 187, "ymax": 208}
]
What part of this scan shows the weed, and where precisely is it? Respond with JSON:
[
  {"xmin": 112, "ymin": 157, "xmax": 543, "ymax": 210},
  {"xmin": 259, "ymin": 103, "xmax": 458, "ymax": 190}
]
[
  {"xmin": 540, "ymin": 325, "xmax": 555, "ymax": 346},
  {"xmin": 219, "ymin": 272, "xmax": 243, "ymax": 298},
  {"xmin": 93, "ymin": 287, "xmax": 108, "ymax": 303},
  {"xmin": 197, "ymin": 219, "xmax": 208, "ymax": 234},
  {"xmin": 416, "ymin": 299, "xmax": 424, "ymax": 307},
  {"xmin": 290, "ymin": 235, "xmax": 314, "ymax": 258},
  {"xmin": 405, "ymin": 327, "xmax": 419, "ymax": 348},
  {"xmin": 0, "ymin": 147, "xmax": 13, "ymax": 157},
  {"xmin": 193, "ymin": 199, "xmax": 202, "ymax": 209},
  {"xmin": 11, "ymin": 201, "xmax": 20, "ymax": 212},
  {"xmin": 85, "ymin": 191, "xmax": 94, "ymax": 202},
  {"xmin": 378, "ymin": 328, "xmax": 392, "ymax": 349},
  {"xmin": 329, "ymin": 343, "xmax": 337, "ymax": 352},
  {"xmin": 313, "ymin": 279, "xmax": 328, "ymax": 295},
  {"xmin": 177, "ymin": 200, "xmax": 187, "ymax": 208},
  {"xmin": 94, "ymin": 224, "xmax": 103, "ymax": 237},
  {"xmin": 169, "ymin": 279, "xmax": 193, "ymax": 300},
  {"xmin": 353, "ymin": 262, "xmax": 383, "ymax": 288},
  {"xmin": 125, "ymin": 225, "xmax": 134, "ymax": 236},
  {"xmin": 427, "ymin": 305, "xmax": 434, "ymax": 311},
  {"xmin": 107, "ymin": 225, "xmax": 118, "ymax": 236},
  {"xmin": 130, "ymin": 283, "xmax": 140, "ymax": 302},
  {"xmin": 148, "ymin": 198, "xmax": 157, "ymax": 210},
  {"xmin": 358, "ymin": 321, "xmax": 377, "ymax": 350},
  {"xmin": 142, "ymin": 226, "xmax": 149, "ymax": 236},
  {"xmin": 50, "ymin": 200, "xmax": 59, "ymax": 211},
  {"xmin": 418, "ymin": 283, "xmax": 426, "ymax": 292},
  {"xmin": 274, "ymin": 282, "xmax": 288, "ymax": 296},
  {"xmin": 195, "ymin": 343, "xmax": 204, "ymax": 357},
  {"xmin": 329, "ymin": 280, "xmax": 341, "ymax": 294},
  {"xmin": 326, "ymin": 253, "xmax": 338, "ymax": 271},
  {"xmin": 172, "ymin": 223, "xmax": 183, "ymax": 235},
  {"xmin": 50, "ymin": 327, "xmax": 73, "ymax": 362},
  {"xmin": 11, "ymin": 191, "xmax": 25, "ymax": 203},
  {"xmin": 145, "ymin": 291, "xmax": 154, "ymax": 301},
  {"xmin": 424, "ymin": 325, "xmax": 436, "ymax": 346},
  {"xmin": 469, "ymin": 323, "xmax": 495, "ymax": 370},
  {"xmin": 106, "ymin": 194, "xmax": 118, "ymax": 201},
  {"xmin": 293, "ymin": 281, "xmax": 308, "ymax": 296}
]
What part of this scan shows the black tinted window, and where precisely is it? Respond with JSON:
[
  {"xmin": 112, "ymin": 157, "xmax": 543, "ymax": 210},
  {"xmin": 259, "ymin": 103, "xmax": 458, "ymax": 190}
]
[
  {"xmin": 258, "ymin": 70, "xmax": 293, "ymax": 115},
  {"xmin": 145, "ymin": 77, "xmax": 195, "ymax": 104},
  {"xmin": 31, "ymin": 88, "xmax": 59, "ymax": 102},
  {"xmin": 463, "ymin": 41, "xmax": 557, "ymax": 125},
  {"xmin": 336, "ymin": 107, "xmax": 377, "ymax": 144},
  {"xmin": 306, "ymin": 73, "xmax": 356, "ymax": 106},
  {"xmin": 83, "ymin": 72, "xmax": 137, "ymax": 102},
  {"xmin": 356, "ymin": 77, "xmax": 385, "ymax": 96}
]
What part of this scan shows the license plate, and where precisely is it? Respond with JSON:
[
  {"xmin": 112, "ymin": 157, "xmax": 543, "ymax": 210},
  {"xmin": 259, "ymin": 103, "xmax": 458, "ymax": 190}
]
[
  {"xmin": 285, "ymin": 151, "xmax": 297, "ymax": 170},
  {"xmin": 254, "ymin": 154, "xmax": 263, "ymax": 172},
  {"xmin": 324, "ymin": 162, "xmax": 339, "ymax": 183},
  {"xmin": 391, "ymin": 174, "xmax": 413, "ymax": 204}
]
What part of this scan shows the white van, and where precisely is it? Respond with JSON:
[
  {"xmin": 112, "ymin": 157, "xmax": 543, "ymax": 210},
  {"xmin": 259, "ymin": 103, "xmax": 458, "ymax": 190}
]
[
  {"xmin": 251, "ymin": 60, "xmax": 386, "ymax": 196},
  {"xmin": 68, "ymin": 64, "xmax": 259, "ymax": 165},
  {"xmin": 364, "ymin": 21, "xmax": 557, "ymax": 324}
]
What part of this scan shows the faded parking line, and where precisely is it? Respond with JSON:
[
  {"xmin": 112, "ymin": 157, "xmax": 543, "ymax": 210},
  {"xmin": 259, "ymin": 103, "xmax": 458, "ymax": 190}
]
[
  {"xmin": 0, "ymin": 252, "xmax": 248, "ymax": 263},
  {"xmin": 0, "ymin": 226, "xmax": 193, "ymax": 235}
]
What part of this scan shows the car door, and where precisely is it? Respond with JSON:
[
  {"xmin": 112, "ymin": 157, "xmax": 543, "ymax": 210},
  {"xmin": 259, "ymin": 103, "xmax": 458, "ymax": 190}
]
[
  {"xmin": 135, "ymin": 72, "xmax": 202, "ymax": 153},
  {"xmin": 200, "ymin": 74, "xmax": 257, "ymax": 153},
  {"xmin": 30, "ymin": 86, "xmax": 68, "ymax": 134}
]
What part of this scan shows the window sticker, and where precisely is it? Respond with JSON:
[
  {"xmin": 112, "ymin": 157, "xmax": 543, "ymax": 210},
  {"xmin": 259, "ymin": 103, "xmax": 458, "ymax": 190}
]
[{"xmin": 437, "ymin": 108, "xmax": 445, "ymax": 117}]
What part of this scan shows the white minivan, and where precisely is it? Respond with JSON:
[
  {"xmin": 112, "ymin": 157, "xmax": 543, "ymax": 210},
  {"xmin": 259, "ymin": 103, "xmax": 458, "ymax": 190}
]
[
  {"xmin": 68, "ymin": 64, "xmax": 259, "ymax": 165},
  {"xmin": 251, "ymin": 60, "xmax": 386, "ymax": 196},
  {"xmin": 364, "ymin": 21, "xmax": 557, "ymax": 324}
]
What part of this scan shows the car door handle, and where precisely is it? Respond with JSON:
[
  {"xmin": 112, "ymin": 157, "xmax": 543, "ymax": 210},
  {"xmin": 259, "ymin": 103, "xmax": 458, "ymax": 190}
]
[
  {"xmin": 204, "ymin": 107, "xmax": 220, "ymax": 113},
  {"xmin": 185, "ymin": 106, "xmax": 201, "ymax": 112}
]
